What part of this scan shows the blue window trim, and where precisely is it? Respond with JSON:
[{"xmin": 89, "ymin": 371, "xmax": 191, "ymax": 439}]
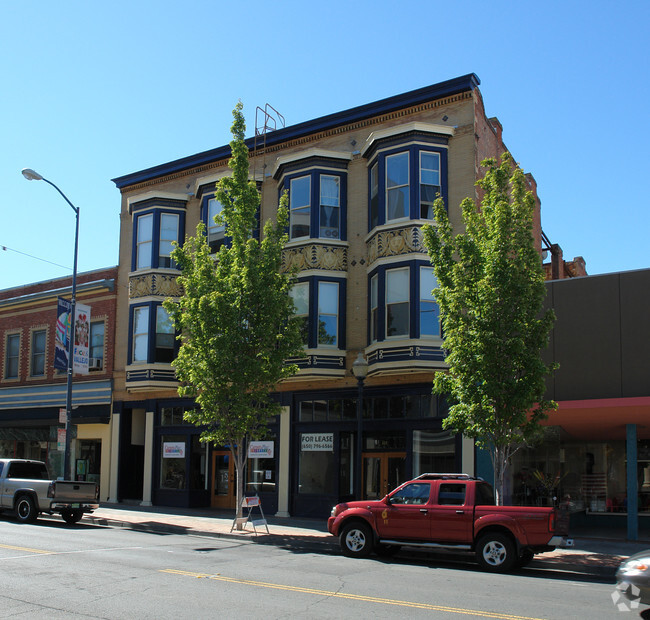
[
  {"xmin": 294, "ymin": 275, "xmax": 347, "ymax": 350},
  {"xmin": 127, "ymin": 302, "xmax": 179, "ymax": 365},
  {"xmin": 131, "ymin": 206, "xmax": 186, "ymax": 271},
  {"xmin": 200, "ymin": 187, "xmax": 261, "ymax": 247},
  {"xmin": 367, "ymin": 259, "xmax": 439, "ymax": 343},
  {"xmin": 367, "ymin": 145, "xmax": 448, "ymax": 231},
  {"xmin": 282, "ymin": 169, "xmax": 348, "ymax": 242}
]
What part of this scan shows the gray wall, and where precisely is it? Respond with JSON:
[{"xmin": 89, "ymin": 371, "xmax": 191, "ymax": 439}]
[{"xmin": 543, "ymin": 269, "xmax": 650, "ymax": 401}]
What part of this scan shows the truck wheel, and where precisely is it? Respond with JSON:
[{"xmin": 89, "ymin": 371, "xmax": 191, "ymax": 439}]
[
  {"xmin": 476, "ymin": 533, "xmax": 516, "ymax": 572},
  {"xmin": 61, "ymin": 510, "xmax": 83, "ymax": 525},
  {"xmin": 340, "ymin": 522, "xmax": 373, "ymax": 558},
  {"xmin": 15, "ymin": 495, "xmax": 38, "ymax": 524}
]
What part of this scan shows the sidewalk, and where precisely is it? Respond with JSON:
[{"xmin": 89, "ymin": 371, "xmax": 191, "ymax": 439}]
[{"xmin": 82, "ymin": 503, "xmax": 650, "ymax": 578}]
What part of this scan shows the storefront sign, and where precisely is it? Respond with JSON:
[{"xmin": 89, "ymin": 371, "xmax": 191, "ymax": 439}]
[
  {"xmin": 163, "ymin": 442, "xmax": 185, "ymax": 458},
  {"xmin": 248, "ymin": 441, "xmax": 274, "ymax": 459},
  {"xmin": 301, "ymin": 433, "xmax": 334, "ymax": 452}
]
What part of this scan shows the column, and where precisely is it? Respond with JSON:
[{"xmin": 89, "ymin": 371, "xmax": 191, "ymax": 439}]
[
  {"xmin": 107, "ymin": 411, "xmax": 121, "ymax": 503},
  {"xmin": 275, "ymin": 406, "xmax": 291, "ymax": 517},
  {"xmin": 627, "ymin": 424, "xmax": 638, "ymax": 541},
  {"xmin": 141, "ymin": 410, "xmax": 155, "ymax": 507}
]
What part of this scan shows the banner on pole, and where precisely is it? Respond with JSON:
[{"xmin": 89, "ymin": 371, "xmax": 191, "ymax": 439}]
[
  {"xmin": 54, "ymin": 297, "xmax": 72, "ymax": 371},
  {"xmin": 73, "ymin": 303, "xmax": 91, "ymax": 375}
]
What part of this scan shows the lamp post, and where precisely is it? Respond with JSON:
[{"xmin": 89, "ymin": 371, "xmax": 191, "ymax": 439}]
[
  {"xmin": 22, "ymin": 168, "xmax": 79, "ymax": 481},
  {"xmin": 352, "ymin": 352, "xmax": 368, "ymax": 498}
]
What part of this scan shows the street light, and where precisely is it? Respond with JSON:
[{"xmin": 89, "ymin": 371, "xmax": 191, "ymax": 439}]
[
  {"xmin": 352, "ymin": 351, "xmax": 368, "ymax": 498},
  {"xmin": 22, "ymin": 168, "xmax": 79, "ymax": 481}
]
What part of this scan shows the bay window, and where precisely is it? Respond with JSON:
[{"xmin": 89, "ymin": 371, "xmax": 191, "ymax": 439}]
[
  {"xmin": 386, "ymin": 268, "xmax": 409, "ymax": 337},
  {"xmin": 290, "ymin": 282, "xmax": 310, "ymax": 345},
  {"xmin": 132, "ymin": 307, "xmax": 149, "ymax": 363},
  {"xmin": 386, "ymin": 152, "xmax": 410, "ymax": 222},
  {"xmin": 159, "ymin": 213, "xmax": 179, "ymax": 268},
  {"xmin": 420, "ymin": 152, "xmax": 441, "ymax": 219},
  {"xmin": 419, "ymin": 267, "xmax": 440, "ymax": 336},
  {"xmin": 317, "ymin": 281, "xmax": 338, "ymax": 347},
  {"xmin": 136, "ymin": 213, "xmax": 153, "ymax": 270},
  {"xmin": 319, "ymin": 175, "xmax": 340, "ymax": 240},
  {"xmin": 207, "ymin": 198, "xmax": 225, "ymax": 251},
  {"xmin": 289, "ymin": 176, "xmax": 311, "ymax": 240},
  {"xmin": 155, "ymin": 306, "xmax": 175, "ymax": 362}
]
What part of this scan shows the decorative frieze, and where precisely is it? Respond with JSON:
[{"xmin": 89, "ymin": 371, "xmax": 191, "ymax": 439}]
[
  {"xmin": 281, "ymin": 244, "xmax": 348, "ymax": 273},
  {"xmin": 129, "ymin": 273, "xmax": 183, "ymax": 299},
  {"xmin": 367, "ymin": 226, "xmax": 427, "ymax": 265}
]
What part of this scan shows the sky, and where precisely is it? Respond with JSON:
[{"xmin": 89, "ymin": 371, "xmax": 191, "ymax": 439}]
[{"xmin": 1, "ymin": 1, "xmax": 648, "ymax": 291}]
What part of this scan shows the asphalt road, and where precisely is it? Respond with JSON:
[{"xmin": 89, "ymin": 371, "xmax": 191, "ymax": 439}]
[{"xmin": 0, "ymin": 515, "xmax": 634, "ymax": 619}]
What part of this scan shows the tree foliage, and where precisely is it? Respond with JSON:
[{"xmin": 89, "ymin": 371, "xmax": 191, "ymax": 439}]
[
  {"xmin": 422, "ymin": 153, "xmax": 557, "ymax": 504},
  {"xmin": 163, "ymin": 102, "xmax": 302, "ymax": 518}
]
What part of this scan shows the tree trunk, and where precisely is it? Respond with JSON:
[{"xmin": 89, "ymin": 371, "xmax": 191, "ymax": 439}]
[
  {"xmin": 232, "ymin": 438, "xmax": 247, "ymax": 530},
  {"xmin": 492, "ymin": 446, "xmax": 511, "ymax": 506}
]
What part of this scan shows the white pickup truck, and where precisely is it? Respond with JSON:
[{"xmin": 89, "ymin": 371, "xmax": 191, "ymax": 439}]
[{"xmin": 0, "ymin": 458, "xmax": 99, "ymax": 524}]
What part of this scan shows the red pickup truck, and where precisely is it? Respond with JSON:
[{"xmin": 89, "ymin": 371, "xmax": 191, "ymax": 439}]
[{"xmin": 327, "ymin": 473, "xmax": 572, "ymax": 572}]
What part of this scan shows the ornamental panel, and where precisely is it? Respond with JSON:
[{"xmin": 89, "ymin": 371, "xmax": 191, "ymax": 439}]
[
  {"xmin": 367, "ymin": 226, "xmax": 426, "ymax": 265},
  {"xmin": 281, "ymin": 244, "xmax": 348, "ymax": 273}
]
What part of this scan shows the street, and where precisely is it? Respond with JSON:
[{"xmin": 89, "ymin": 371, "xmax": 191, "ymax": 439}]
[{"xmin": 0, "ymin": 515, "xmax": 629, "ymax": 619}]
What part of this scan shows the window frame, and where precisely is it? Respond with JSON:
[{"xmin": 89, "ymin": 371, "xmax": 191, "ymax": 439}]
[
  {"xmin": 129, "ymin": 303, "xmax": 178, "ymax": 365},
  {"xmin": 283, "ymin": 169, "xmax": 347, "ymax": 241},
  {"xmin": 385, "ymin": 267, "xmax": 410, "ymax": 338},
  {"xmin": 367, "ymin": 145, "xmax": 448, "ymax": 231},
  {"xmin": 317, "ymin": 281, "xmax": 339, "ymax": 348},
  {"xmin": 206, "ymin": 197, "xmax": 226, "ymax": 252},
  {"xmin": 131, "ymin": 306, "xmax": 149, "ymax": 364},
  {"xmin": 30, "ymin": 328, "xmax": 47, "ymax": 377},
  {"xmin": 131, "ymin": 205, "xmax": 186, "ymax": 272},
  {"xmin": 4, "ymin": 332, "xmax": 20, "ymax": 380},
  {"xmin": 89, "ymin": 320, "xmax": 105, "ymax": 369},
  {"xmin": 158, "ymin": 212, "xmax": 180, "ymax": 268},
  {"xmin": 419, "ymin": 151, "xmax": 441, "ymax": 220},
  {"xmin": 385, "ymin": 151, "xmax": 410, "ymax": 223},
  {"xmin": 419, "ymin": 266, "xmax": 440, "ymax": 338},
  {"xmin": 289, "ymin": 175, "xmax": 311, "ymax": 241}
]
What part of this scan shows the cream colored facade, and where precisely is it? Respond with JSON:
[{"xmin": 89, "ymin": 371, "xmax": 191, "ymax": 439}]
[{"xmin": 109, "ymin": 74, "xmax": 542, "ymax": 516}]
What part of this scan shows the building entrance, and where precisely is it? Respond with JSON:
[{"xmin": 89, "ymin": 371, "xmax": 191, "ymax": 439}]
[
  {"xmin": 211, "ymin": 450, "xmax": 236, "ymax": 509},
  {"xmin": 362, "ymin": 452, "xmax": 406, "ymax": 499}
]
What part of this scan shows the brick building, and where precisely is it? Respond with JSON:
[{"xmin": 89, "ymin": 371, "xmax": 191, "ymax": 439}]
[
  {"xmin": 0, "ymin": 267, "xmax": 117, "ymax": 498},
  {"xmin": 110, "ymin": 73, "xmax": 555, "ymax": 516}
]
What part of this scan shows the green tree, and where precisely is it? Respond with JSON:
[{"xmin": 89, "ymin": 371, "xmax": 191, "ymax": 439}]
[
  {"xmin": 164, "ymin": 102, "xmax": 303, "ymax": 524},
  {"xmin": 422, "ymin": 153, "xmax": 557, "ymax": 505}
]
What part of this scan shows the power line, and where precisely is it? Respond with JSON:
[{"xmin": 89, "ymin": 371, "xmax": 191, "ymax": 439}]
[{"xmin": 1, "ymin": 244, "xmax": 71, "ymax": 271}]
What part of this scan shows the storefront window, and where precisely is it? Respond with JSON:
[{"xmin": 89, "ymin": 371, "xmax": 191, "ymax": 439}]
[
  {"xmin": 160, "ymin": 435, "xmax": 186, "ymax": 489},
  {"xmin": 189, "ymin": 435, "xmax": 206, "ymax": 491},
  {"xmin": 510, "ymin": 429, "xmax": 629, "ymax": 512},
  {"xmin": 299, "ymin": 432, "xmax": 336, "ymax": 494},
  {"xmin": 413, "ymin": 430, "xmax": 456, "ymax": 476},
  {"xmin": 161, "ymin": 407, "xmax": 191, "ymax": 426},
  {"xmin": 247, "ymin": 457, "xmax": 275, "ymax": 494}
]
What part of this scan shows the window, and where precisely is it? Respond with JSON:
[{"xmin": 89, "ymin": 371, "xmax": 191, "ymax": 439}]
[
  {"xmin": 319, "ymin": 175, "xmax": 340, "ymax": 239},
  {"xmin": 155, "ymin": 306, "xmax": 175, "ymax": 363},
  {"xmin": 207, "ymin": 198, "xmax": 225, "ymax": 251},
  {"xmin": 420, "ymin": 267, "xmax": 440, "ymax": 337},
  {"xmin": 89, "ymin": 321, "xmax": 104, "ymax": 369},
  {"xmin": 420, "ymin": 152, "xmax": 441, "ymax": 219},
  {"xmin": 132, "ymin": 307, "xmax": 149, "ymax": 363},
  {"xmin": 390, "ymin": 482, "xmax": 431, "ymax": 505},
  {"xmin": 31, "ymin": 329, "xmax": 46, "ymax": 376},
  {"xmin": 5, "ymin": 333, "xmax": 19, "ymax": 379},
  {"xmin": 290, "ymin": 176, "xmax": 311, "ymax": 240},
  {"xmin": 160, "ymin": 435, "xmax": 186, "ymax": 489},
  {"xmin": 290, "ymin": 283, "xmax": 309, "ymax": 345},
  {"xmin": 386, "ymin": 268, "xmax": 409, "ymax": 337},
  {"xmin": 159, "ymin": 213, "xmax": 179, "ymax": 268},
  {"xmin": 370, "ymin": 275, "xmax": 378, "ymax": 343},
  {"xmin": 317, "ymin": 281, "xmax": 338, "ymax": 346},
  {"xmin": 438, "ymin": 483, "xmax": 466, "ymax": 506},
  {"xmin": 370, "ymin": 163, "xmax": 379, "ymax": 229},
  {"xmin": 386, "ymin": 152, "xmax": 409, "ymax": 222},
  {"xmin": 136, "ymin": 213, "xmax": 153, "ymax": 270}
]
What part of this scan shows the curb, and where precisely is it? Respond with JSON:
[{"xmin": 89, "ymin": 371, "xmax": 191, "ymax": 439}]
[{"xmin": 82, "ymin": 514, "xmax": 617, "ymax": 577}]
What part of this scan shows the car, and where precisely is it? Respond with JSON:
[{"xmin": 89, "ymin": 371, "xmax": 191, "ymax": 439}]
[
  {"xmin": 328, "ymin": 473, "xmax": 572, "ymax": 572},
  {"xmin": 616, "ymin": 551, "xmax": 650, "ymax": 606}
]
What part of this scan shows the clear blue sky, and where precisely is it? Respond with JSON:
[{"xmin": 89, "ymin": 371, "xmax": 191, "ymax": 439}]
[{"xmin": 2, "ymin": 1, "xmax": 648, "ymax": 290}]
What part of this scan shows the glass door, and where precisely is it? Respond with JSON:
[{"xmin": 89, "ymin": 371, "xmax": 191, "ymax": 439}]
[
  {"xmin": 362, "ymin": 452, "xmax": 406, "ymax": 499},
  {"xmin": 211, "ymin": 450, "xmax": 236, "ymax": 509}
]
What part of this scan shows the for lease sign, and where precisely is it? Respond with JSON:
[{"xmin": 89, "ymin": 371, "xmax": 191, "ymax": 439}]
[{"xmin": 301, "ymin": 433, "xmax": 334, "ymax": 452}]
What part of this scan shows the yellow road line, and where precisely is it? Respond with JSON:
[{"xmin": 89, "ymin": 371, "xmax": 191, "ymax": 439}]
[
  {"xmin": 160, "ymin": 569, "xmax": 545, "ymax": 619},
  {"xmin": 0, "ymin": 543, "xmax": 52, "ymax": 555}
]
